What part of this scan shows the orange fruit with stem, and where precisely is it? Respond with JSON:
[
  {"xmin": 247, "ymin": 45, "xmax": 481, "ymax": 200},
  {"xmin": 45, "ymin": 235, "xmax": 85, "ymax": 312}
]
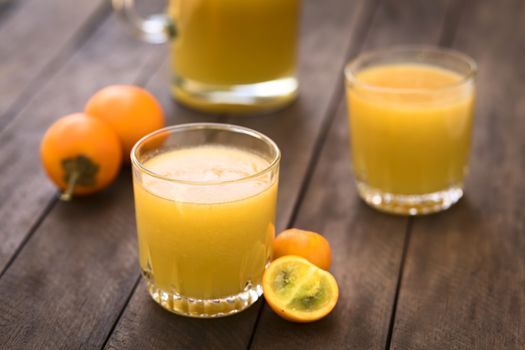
[
  {"xmin": 263, "ymin": 256, "xmax": 339, "ymax": 322},
  {"xmin": 273, "ymin": 228, "xmax": 332, "ymax": 270},
  {"xmin": 40, "ymin": 113, "xmax": 122, "ymax": 200},
  {"xmin": 85, "ymin": 85, "xmax": 164, "ymax": 161}
]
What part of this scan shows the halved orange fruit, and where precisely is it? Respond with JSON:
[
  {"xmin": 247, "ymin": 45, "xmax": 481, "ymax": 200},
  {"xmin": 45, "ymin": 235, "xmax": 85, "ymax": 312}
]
[{"xmin": 262, "ymin": 256, "xmax": 339, "ymax": 322}]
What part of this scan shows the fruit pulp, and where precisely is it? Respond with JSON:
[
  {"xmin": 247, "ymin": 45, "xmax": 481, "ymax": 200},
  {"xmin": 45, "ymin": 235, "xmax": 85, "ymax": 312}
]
[
  {"xmin": 263, "ymin": 256, "xmax": 339, "ymax": 322},
  {"xmin": 348, "ymin": 63, "xmax": 475, "ymax": 195},
  {"xmin": 167, "ymin": 0, "xmax": 300, "ymax": 113},
  {"xmin": 168, "ymin": 0, "xmax": 299, "ymax": 85},
  {"xmin": 133, "ymin": 146, "xmax": 277, "ymax": 307}
]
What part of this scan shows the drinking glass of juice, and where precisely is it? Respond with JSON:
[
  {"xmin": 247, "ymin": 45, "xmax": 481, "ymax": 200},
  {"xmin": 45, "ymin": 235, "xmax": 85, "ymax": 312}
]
[
  {"xmin": 345, "ymin": 47, "xmax": 477, "ymax": 215},
  {"xmin": 131, "ymin": 123, "xmax": 280, "ymax": 317},
  {"xmin": 112, "ymin": 0, "xmax": 301, "ymax": 114}
]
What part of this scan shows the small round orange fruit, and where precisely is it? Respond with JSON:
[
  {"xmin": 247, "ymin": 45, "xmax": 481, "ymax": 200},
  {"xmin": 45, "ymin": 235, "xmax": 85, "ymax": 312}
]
[
  {"xmin": 273, "ymin": 228, "xmax": 332, "ymax": 270},
  {"xmin": 85, "ymin": 85, "xmax": 164, "ymax": 161},
  {"xmin": 40, "ymin": 113, "xmax": 122, "ymax": 199},
  {"xmin": 263, "ymin": 256, "xmax": 339, "ymax": 323}
]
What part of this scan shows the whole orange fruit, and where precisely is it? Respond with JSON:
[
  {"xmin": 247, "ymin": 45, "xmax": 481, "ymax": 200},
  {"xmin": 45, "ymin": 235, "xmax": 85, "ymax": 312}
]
[
  {"xmin": 40, "ymin": 113, "xmax": 122, "ymax": 199},
  {"xmin": 273, "ymin": 228, "xmax": 332, "ymax": 270},
  {"xmin": 85, "ymin": 85, "xmax": 164, "ymax": 161}
]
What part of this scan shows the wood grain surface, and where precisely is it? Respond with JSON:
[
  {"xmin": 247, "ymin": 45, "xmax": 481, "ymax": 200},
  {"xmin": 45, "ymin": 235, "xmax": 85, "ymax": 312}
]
[
  {"xmin": 0, "ymin": 3, "xmax": 165, "ymax": 274},
  {"xmin": 0, "ymin": 176, "xmax": 139, "ymax": 349},
  {"xmin": 390, "ymin": 0, "xmax": 525, "ymax": 348},
  {"xmin": 250, "ymin": 0, "xmax": 453, "ymax": 349},
  {"xmin": 0, "ymin": 0, "xmax": 523, "ymax": 348},
  {"xmin": 104, "ymin": 0, "xmax": 377, "ymax": 348},
  {"xmin": 0, "ymin": 0, "xmax": 109, "ymax": 127}
]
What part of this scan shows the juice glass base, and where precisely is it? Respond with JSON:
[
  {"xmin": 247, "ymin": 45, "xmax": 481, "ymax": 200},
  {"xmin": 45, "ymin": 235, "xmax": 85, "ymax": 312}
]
[
  {"xmin": 145, "ymin": 279, "xmax": 263, "ymax": 318},
  {"xmin": 356, "ymin": 181, "xmax": 464, "ymax": 215},
  {"xmin": 171, "ymin": 75, "xmax": 298, "ymax": 114}
]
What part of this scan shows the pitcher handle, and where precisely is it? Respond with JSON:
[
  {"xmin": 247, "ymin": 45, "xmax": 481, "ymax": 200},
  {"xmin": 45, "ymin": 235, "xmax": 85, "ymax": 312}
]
[{"xmin": 112, "ymin": 0, "xmax": 175, "ymax": 44}]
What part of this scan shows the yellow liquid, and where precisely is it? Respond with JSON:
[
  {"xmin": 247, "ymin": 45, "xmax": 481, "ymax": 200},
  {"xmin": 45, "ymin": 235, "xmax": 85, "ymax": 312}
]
[
  {"xmin": 133, "ymin": 146, "xmax": 277, "ymax": 300},
  {"xmin": 348, "ymin": 64, "xmax": 475, "ymax": 195},
  {"xmin": 168, "ymin": 0, "xmax": 299, "ymax": 85}
]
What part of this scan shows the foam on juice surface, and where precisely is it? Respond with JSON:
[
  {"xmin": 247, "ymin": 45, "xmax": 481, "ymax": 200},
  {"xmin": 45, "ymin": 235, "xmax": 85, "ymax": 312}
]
[
  {"xmin": 356, "ymin": 63, "xmax": 463, "ymax": 89},
  {"xmin": 140, "ymin": 145, "xmax": 274, "ymax": 204},
  {"xmin": 353, "ymin": 64, "xmax": 471, "ymax": 107}
]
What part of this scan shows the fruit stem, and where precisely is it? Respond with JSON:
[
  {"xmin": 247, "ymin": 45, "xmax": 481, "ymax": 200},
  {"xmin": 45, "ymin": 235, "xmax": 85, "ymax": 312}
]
[{"xmin": 60, "ymin": 170, "xmax": 79, "ymax": 201}]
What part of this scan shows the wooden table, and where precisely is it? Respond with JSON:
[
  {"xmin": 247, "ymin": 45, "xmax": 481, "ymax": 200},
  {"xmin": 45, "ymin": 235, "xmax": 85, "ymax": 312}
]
[{"xmin": 1, "ymin": 0, "xmax": 524, "ymax": 348}]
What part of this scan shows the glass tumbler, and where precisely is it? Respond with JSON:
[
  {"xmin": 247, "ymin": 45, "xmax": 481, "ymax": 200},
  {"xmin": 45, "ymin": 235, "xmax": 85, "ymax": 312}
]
[
  {"xmin": 345, "ymin": 46, "xmax": 477, "ymax": 215},
  {"xmin": 131, "ymin": 123, "xmax": 280, "ymax": 317}
]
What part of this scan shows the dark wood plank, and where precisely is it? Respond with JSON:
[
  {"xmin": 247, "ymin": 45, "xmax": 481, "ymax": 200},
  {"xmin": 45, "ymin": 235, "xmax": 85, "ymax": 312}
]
[
  {"xmin": 252, "ymin": 102, "xmax": 408, "ymax": 350},
  {"xmin": 0, "ymin": 5, "xmax": 175, "ymax": 349},
  {"xmin": 0, "ymin": 0, "xmax": 109, "ymax": 127},
  {"xmin": 103, "ymin": 0, "xmax": 377, "ymax": 348},
  {"xmin": 0, "ymin": 0, "xmax": 31, "ymax": 26},
  {"xmin": 364, "ymin": 0, "xmax": 451, "ymax": 48},
  {"xmin": 390, "ymin": 0, "xmax": 525, "ymax": 348},
  {"xmin": 0, "ymin": 176, "xmax": 139, "ymax": 349},
  {"xmin": 0, "ymin": 7, "xmax": 165, "ymax": 276},
  {"xmin": 249, "ymin": 0, "xmax": 454, "ymax": 349},
  {"xmin": 105, "ymin": 279, "xmax": 263, "ymax": 350}
]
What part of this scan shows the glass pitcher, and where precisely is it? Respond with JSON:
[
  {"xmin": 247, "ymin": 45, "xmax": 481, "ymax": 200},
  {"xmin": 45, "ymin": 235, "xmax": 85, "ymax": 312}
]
[{"xmin": 112, "ymin": 0, "xmax": 301, "ymax": 114}]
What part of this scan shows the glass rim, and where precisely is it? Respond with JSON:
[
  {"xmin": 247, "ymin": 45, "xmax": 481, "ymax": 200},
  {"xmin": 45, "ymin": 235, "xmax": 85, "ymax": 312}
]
[
  {"xmin": 130, "ymin": 123, "xmax": 281, "ymax": 186},
  {"xmin": 344, "ymin": 45, "xmax": 478, "ymax": 94}
]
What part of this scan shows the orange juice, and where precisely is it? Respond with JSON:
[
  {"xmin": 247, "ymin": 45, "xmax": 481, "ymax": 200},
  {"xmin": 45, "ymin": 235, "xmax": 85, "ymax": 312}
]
[
  {"xmin": 112, "ymin": 0, "xmax": 301, "ymax": 113},
  {"xmin": 133, "ymin": 145, "xmax": 277, "ymax": 304},
  {"xmin": 168, "ymin": 0, "xmax": 300, "ymax": 86},
  {"xmin": 347, "ymin": 64, "xmax": 475, "ymax": 196}
]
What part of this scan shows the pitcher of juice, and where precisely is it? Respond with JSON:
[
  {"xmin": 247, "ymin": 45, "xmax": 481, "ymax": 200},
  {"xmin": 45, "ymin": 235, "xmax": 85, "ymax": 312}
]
[{"xmin": 112, "ymin": 0, "xmax": 301, "ymax": 113}]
